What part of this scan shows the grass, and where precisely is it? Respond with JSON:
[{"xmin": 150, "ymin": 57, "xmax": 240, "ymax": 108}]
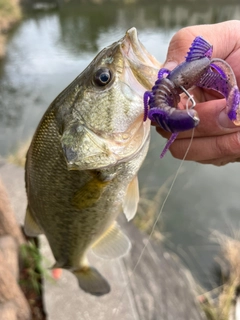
[
  {"xmin": 19, "ymin": 239, "xmax": 45, "ymax": 294},
  {"xmin": 134, "ymin": 167, "xmax": 185, "ymax": 241},
  {"xmin": 18, "ymin": 238, "xmax": 47, "ymax": 319},
  {"xmin": 198, "ymin": 231, "xmax": 240, "ymax": 320}
]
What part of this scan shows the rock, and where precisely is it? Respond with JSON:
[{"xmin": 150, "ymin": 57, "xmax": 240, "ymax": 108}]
[
  {"xmin": 0, "ymin": 179, "xmax": 25, "ymax": 245},
  {"xmin": 0, "ymin": 235, "xmax": 19, "ymax": 280},
  {"xmin": 0, "ymin": 247, "xmax": 31, "ymax": 320},
  {"xmin": 0, "ymin": 169, "xmax": 31, "ymax": 320}
]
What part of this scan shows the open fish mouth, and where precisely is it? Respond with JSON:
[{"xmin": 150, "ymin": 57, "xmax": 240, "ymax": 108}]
[
  {"xmin": 120, "ymin": 27, "xmax": 161, "ymax": 91},
  {"xmin": 122, "ymin": 27, "xmax": 160, "ymax": 68}
]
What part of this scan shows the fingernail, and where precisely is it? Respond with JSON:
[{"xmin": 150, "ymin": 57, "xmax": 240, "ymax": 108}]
[
  {"xmin": 162, "ymin": 60, "xmax": 178, "ymax": 71},
  {"xmin": 218, "ymin": 109, "xmax": 238, "ymax": 129}
]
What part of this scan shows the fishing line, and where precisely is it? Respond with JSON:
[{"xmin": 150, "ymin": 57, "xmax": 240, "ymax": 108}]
[{"xmin": 113, "ymin": 127, "xmax": 195, "ymax": 317}]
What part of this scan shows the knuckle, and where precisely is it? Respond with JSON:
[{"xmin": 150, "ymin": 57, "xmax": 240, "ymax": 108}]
[
  {"xmin": 213, "ymin": 160, "xmax": 230, "ymax": 167},
  {"xmin": 172, "ymin": 27, "xmax": 193, "ymax": 43},
  {"xmin": 168, "ymin": 28, "xmax": 194, "ymax": 58},
  {"xmin": 215, "ymin": 133, "xmax": 240, "ymax": 156}
]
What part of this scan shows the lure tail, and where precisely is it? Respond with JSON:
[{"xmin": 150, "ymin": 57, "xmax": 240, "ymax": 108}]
[{"xmin": 160, "ymin": 133, "xmax": 178, "ymax": 158}]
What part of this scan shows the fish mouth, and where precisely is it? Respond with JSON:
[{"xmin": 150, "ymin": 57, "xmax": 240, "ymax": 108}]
[
  {"xmin": 120, "ymin": 27, "xmax": 161, "ymax": 91},
  {"xmin": 122, "ymin": 27, "xmax": 159, "ymax": 67}
]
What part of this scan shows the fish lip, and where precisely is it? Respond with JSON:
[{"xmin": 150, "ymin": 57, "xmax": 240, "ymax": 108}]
[
  {"xmin": 120, "ymin": 28, "xmax": 160, "ymax": 91},
  {"xmin": 121, "ymin": 27, "xmax": 161, "ymax": 68},
  {"xmin": 121, "ymin": 27, "xmax": 142, "ymax": 62},
  {"xmin": 124, "ymin": 27, "xmax": 139, "ymax": 53}
]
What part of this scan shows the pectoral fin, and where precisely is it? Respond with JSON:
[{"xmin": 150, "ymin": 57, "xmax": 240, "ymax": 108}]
[
  {"xmin": 73, "ymin": 178, "xmax": 109, "ymax": 210},
  {"xmin": 91, "ymin": 222, "xmax": 131, "ymax": 259},
  {"xmin": 123, "ymin": 175, "xmax": 139, "ymax": 221},
  {"xmin": 24, "ymin": 206, "xmax": 43, "ymax": 237}
]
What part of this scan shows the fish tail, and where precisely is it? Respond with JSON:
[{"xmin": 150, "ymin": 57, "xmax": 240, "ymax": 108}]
[{"xmin": 73, "ymin": 267, "xmax": 110, "ymax": 296}]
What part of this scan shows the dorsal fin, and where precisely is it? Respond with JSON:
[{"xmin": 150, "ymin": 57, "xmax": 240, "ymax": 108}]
[{"xmin": 185, "ymin": 36, "xmax": 213, "ymax": 62}]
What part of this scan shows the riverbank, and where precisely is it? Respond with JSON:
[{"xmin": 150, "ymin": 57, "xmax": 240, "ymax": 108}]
[{"xmin": 0, "ymin": 0, "xmax": 22, "ymax": 58}]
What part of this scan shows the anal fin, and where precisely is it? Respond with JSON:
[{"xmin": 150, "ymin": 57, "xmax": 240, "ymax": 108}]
[
  {"xmin": 91, "ymin": 222, "xmax": 131, "ymax": 259},
  {"xmin": 24, "ymin": 206, "xmax": 43, "ymax": 237}
]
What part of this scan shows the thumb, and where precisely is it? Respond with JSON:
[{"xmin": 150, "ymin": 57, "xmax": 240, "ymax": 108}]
[
  {"xmin": 162, "ymin": 28, "xmax": 194, "ymax": 70},
  {"xmin": 162, "ymin": 20, "xmax": 240, "ymax": 70}
]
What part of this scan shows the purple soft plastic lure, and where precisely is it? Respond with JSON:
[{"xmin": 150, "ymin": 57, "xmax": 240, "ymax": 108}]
[{"xmin": 144, "ymin": 36, "xmax": 240, "ymax": 158}]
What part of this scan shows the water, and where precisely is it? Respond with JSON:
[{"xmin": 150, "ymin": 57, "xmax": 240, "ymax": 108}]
[{"xmin": 1, "ymin": 0, "xmax": 240, "ymax": 289}]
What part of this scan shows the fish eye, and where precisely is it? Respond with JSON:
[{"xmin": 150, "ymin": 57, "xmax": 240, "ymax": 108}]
[{"xmin": 93, "ymin": 68, "xmax": 112, "ymax": 86}]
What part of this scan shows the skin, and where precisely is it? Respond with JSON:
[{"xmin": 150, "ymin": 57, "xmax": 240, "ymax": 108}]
[{"xmin": 155, "ymin": 20, "xmax": 240, "ymax": 166}]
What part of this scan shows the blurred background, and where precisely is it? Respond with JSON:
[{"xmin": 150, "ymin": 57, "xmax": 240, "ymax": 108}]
[{"xmin": 0, "ymin": 0, "xmax": 240, "ymax": 292}]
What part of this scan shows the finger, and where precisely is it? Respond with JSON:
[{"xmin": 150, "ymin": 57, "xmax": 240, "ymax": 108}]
[
  {"xmin": 163, "ymin": 20, "xmax": 240, "ymax": 67},
  {"xmin": 197, "ymin": 157, "xmax": 240, "ymax": 166},
  {"xmin": 163, "ymin": 21, "xmax": 240, "ymax": 87},
  {"xmin": 155, "ymin": 99, "xmax": 240, "ymax": 139},
  {"xmin": 168, "ymin": 131, "xmax": 240, "ymax": 162}
]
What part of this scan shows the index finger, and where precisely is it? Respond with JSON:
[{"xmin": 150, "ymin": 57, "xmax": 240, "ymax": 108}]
[{"xmin": 164, "ymin": 20, "xmax": 240, "ymax": 83}]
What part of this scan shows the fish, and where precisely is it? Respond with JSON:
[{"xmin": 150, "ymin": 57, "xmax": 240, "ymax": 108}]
[{"xmin": 24, "ymin": 27, "xmax": 160, "ymax": 296}]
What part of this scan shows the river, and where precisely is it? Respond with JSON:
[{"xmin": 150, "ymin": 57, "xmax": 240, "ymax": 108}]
[{"xmin": 0, "ymin": 0, "xmax": 240, "ymax": 290}]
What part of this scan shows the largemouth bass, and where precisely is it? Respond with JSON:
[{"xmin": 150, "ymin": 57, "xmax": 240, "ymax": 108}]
[{"xmin": 24, "ymin": 28, "xmax": 160, "ymax": 296}]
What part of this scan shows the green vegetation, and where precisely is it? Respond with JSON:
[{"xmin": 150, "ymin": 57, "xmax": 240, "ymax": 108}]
[
  {"xmin": 19, "ymin": 240, "xmax": 45, "ymax": 294},
  {"xmin": 19, "ymin": 239, "xmax": 49, "ymax": 319},
  {"xmin": 199, "ymin": 231, "xmax": 240, "ymax": 320}
]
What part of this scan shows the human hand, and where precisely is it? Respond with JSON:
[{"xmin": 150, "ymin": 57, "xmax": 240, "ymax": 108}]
[{"xmin": 156, "ymin": 20, "xmax": 240, "ymax": 166}]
